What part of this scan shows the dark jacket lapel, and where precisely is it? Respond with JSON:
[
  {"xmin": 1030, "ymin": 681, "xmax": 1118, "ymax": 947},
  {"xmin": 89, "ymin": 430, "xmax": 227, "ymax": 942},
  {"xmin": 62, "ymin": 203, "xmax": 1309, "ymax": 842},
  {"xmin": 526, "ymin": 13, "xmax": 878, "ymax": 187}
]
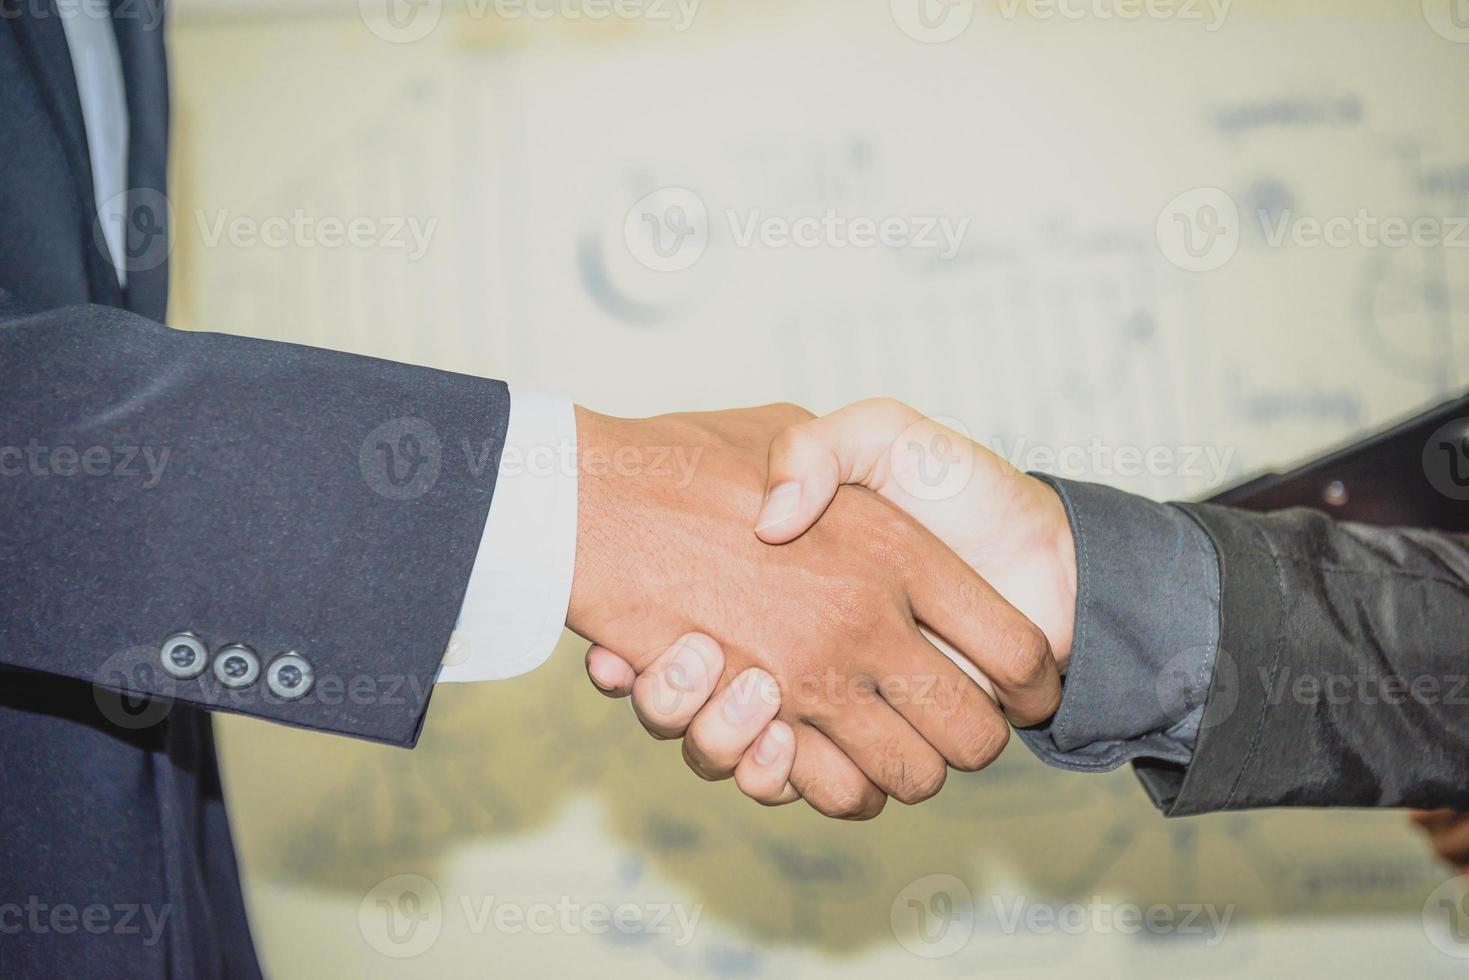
[
  {"xmin": 8, "ymin": 1, "xmax": 124, "ymax": 305},
  {"xmin": 111, "ymin": 0, "xmax": 170, "ymax": 321},
  {"xmin": 9, "ymin": 3, "xmax": 93, "ymax": 207}
]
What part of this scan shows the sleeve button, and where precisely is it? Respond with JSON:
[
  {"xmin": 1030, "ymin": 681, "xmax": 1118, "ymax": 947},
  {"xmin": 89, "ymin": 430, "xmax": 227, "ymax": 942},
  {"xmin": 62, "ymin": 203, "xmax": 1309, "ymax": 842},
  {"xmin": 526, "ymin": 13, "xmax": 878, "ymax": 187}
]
[
  {"xmin": 212, "ymin": 644, "xmax": 261, "ymax": 689},
  {"xmin": 266, "ymin": 652, "xmax": 313, "ymax": 701},
  {"xmin": 159, "ymin": 632, "xmax": 208, "ymax": 680}
]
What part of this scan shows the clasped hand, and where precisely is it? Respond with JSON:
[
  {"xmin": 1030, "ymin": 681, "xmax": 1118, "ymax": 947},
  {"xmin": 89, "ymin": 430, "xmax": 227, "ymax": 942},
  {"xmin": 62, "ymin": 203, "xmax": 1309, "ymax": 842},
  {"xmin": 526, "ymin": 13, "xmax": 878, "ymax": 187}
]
[{"xmin": 566, "ymin": 401, "xmax": 1076, "ymax": 819}]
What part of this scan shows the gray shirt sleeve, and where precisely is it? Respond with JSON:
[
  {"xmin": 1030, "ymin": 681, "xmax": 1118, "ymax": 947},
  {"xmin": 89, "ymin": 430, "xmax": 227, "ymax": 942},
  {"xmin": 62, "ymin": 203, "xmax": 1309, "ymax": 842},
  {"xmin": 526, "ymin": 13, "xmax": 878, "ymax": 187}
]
[
  {"xmin": 1014, "ymin": 476, "xmax": 1222, "ymax": 772},
  {"xmin": 1135, "ymin": 502, "xmax": 1469, "ymax": 814}
]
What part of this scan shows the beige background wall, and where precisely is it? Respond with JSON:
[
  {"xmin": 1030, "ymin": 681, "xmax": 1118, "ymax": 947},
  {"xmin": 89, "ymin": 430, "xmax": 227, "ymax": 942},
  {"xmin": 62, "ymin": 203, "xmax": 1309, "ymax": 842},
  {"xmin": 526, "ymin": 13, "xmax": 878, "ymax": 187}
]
[{"xmin": 164, "ymin": 2, "xmax": 1469, "ymax": 976}]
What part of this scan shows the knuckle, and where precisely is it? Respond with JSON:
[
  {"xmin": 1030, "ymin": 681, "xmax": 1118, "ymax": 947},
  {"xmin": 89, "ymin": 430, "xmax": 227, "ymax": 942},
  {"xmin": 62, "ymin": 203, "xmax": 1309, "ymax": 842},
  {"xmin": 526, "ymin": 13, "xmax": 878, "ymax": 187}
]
[
  {"xmin": 860, "ymin": 397, "xmax": 919, "ymax": 430},
  {"xmin": 765, "ymin": 401, "xmax": 815, "ymax": 423},
  {"xmin": 807, "ymin": 776, "xmax": 874, "ymax": 819},
  {"xmin": 949, "ymin": 714, "xmax": 1011, "ymax": 772},
  {"xmin": 856, "ymin": 512, "xmax": 922, "ymax": 579},
  {"xmin": 868, "ymin": 535, "xmax": 914, "ymax": 580},
  {"xmin": 993, "ymin": 621, "xmax": 1052, "ymax": 690},
  {"xmin": 846, "ymin": 792, "xmax": 887, "ymax": 821},
  {"xmin": 772, "ymin": 424, "xmax": 820, "ymax": 466},
  {"xmin": 821, "ymin": 584, "xmax": 894, "ymax": 646},
  {"xmin": 864, "ymin": 496, "xmax": 918, "ymax": 545},
  {"xmin": 768, "ymin": 427, "xmax": 798, "ymax": 461},
  {"xmin": 822, "ymin": 790, "xmax": 871, "ymax": 820},
  {"xmin": 893, "ymin": 759, "xmax": 947, "ymax": 805},
  {"xmin": 931, "ymin": 674, "xmax": 979, "ymax": 714}
]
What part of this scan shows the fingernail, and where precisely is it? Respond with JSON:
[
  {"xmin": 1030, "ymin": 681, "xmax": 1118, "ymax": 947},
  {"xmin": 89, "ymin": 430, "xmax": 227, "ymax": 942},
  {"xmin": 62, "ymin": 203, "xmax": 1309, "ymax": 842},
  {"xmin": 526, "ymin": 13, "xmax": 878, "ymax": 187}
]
[
  {"xmin": 665, "ymin": 646, "xmax": 703, "ymax": 693},
  {"xmin": 754, "ymin": 723, "xmax": 790, "ymax": 766},
  {"xmin": 588, "ymin": 663, "xmax": 618, "ymax": 692},
  {"xmin": 756, "ymin": 482, "xmax": 801, "ymax": 532}
]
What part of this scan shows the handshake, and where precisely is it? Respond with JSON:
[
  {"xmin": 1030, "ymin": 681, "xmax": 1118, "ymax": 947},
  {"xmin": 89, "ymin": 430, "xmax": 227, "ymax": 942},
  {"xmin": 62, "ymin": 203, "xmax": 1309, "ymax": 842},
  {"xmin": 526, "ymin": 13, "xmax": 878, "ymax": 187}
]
[{"xmin": 564, "ymin": 399, "xmax": 1079, "ymax": 819}]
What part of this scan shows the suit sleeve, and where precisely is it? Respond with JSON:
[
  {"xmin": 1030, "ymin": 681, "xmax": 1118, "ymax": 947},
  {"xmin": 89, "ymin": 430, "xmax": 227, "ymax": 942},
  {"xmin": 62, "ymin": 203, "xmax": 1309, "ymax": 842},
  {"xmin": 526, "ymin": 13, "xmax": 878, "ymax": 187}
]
[
  {"xmin": 0, "ymin": 304, "xmax": 509, "ymax": 747},
  {"xmin": 1135, "ymin": 503, "xmax": 1469, "ymax": 814}
]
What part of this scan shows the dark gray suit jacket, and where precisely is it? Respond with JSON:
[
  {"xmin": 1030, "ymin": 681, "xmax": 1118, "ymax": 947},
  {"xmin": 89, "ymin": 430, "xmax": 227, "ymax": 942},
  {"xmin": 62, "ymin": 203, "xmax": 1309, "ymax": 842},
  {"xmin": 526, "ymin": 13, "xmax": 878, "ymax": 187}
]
[
  {"xmin": 0, "ymin": 4, "xmax": 507, "ymax": 977},
  {"xmin": 1144, "ymin": 500, "xmax": 1469, "ymax": 815},
  {"xmin": 1024, "ymin": 462, "xmax": 1469, "ymax": 816}
]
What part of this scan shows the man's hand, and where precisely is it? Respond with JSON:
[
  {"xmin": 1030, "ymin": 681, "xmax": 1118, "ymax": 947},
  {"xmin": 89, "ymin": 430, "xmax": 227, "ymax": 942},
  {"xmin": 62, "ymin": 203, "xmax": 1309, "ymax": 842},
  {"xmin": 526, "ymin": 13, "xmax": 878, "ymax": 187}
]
[
  {"xmin": 586, "ymin": 399, "xmax": 1079, "ymax": 810},
  {"xmin": 750, "ymin": 399, "xmax": 1077, "ymax": 666},
  {"xmin": 569, "ymin": 403, "xmax": 1061, "ymax": 818}
]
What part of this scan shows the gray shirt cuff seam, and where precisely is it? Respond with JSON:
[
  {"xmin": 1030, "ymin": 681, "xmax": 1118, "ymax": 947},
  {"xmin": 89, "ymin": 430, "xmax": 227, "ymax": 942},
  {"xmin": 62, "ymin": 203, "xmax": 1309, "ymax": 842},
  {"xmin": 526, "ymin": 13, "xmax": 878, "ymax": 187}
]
[
  {"xmin": 1023, "ymin": 477, "xmax": 1221, "ymax": 770},
  {"xmin": 1051, "ymin": 478, "xmax": 1093, "ymax": 749}
]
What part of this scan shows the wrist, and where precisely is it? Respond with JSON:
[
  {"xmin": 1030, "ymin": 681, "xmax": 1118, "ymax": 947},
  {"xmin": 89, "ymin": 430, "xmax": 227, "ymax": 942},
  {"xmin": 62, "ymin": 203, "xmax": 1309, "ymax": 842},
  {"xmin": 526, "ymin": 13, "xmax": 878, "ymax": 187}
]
[
  {"xmin": 565, "ymin": 406, "xmax": 713, "ymax": 667},
  {"xmin": 993, "ymin": 473, "xmax": 1078, "ymax": 674},
  {"xmin": 1036, "ymin": 478, "xmax": 1078, "ymax": 671},
  {"xmin": 563, "ymin": 403, "xmax": 800, "ymax": 672},
  {"xmin": 566, "ymin": 405, "xmax": 623, "ymax": 641}
]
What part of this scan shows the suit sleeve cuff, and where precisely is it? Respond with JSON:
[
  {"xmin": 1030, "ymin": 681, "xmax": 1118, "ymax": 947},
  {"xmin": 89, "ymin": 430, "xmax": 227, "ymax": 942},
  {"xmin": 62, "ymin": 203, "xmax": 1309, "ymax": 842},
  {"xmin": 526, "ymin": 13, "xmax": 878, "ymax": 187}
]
[
  {"xmin": 1015, "ymin": 476, "xmax": 1222, "ymax": 776},
  {"xmin": 437, "ymin": 392, "xmax": 577, "ymax": 683}
]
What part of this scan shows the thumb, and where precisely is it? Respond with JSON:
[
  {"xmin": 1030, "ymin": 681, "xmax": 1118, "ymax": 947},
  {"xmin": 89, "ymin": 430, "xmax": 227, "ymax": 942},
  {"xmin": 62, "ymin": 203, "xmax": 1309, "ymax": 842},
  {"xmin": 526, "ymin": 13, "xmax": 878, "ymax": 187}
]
[{"xmin": 754, "ymin": 399, "xmax": 924, "ymax": 544}]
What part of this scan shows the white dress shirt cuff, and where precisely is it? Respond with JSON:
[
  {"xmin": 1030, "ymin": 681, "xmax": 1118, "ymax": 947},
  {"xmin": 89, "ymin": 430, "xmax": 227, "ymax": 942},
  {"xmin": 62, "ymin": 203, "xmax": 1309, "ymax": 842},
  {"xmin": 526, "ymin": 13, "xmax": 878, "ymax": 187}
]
[{"xmin": 437, "ymin": 392, "xmax": 577, "ymax": 683}]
